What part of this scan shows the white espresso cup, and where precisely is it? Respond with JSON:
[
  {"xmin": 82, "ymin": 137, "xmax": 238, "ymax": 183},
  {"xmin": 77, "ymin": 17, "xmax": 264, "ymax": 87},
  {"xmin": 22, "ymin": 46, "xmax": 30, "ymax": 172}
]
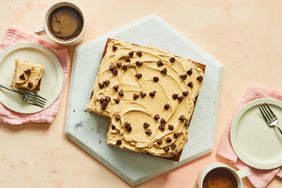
[
  {"xmin": 197, "ymin": 162, "xmax": 249, "ymax": 188},
  {"xmin": 34, "ymin": 2, "xmax": 85, "ymax": 46}
]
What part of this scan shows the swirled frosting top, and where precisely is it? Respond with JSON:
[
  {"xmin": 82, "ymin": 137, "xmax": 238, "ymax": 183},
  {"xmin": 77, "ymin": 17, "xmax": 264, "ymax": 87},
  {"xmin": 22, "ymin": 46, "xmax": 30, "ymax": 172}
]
[
  {"xmin": 12, "ymin": 60, "xmax": 44, "ymax": 91},
  {"xmin": 87, "ymin": 39, "xmax": 204, "ymax": 159}
]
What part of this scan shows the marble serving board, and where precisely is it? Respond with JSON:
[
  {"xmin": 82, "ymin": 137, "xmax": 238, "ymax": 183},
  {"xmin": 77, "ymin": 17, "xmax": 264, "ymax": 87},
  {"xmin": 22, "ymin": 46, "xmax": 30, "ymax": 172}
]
[{"xmin": 64, "ymin": 14, "xmax": 222, "ymax": 186}]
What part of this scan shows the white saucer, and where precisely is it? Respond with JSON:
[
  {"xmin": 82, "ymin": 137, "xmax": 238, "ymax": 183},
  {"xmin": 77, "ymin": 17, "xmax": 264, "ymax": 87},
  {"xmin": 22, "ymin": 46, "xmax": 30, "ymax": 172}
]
[
  {"xmin": 0, "ymin": 43, "xmax": 63, "ymax": 114},
  {"xmin": 231, "ymin": 98, "xmax": 282, "ymax": 170}
]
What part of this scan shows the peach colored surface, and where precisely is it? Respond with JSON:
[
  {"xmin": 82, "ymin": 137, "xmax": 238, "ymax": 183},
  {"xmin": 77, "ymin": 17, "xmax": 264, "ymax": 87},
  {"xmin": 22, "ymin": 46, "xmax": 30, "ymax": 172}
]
[{"xmin": 0, "ymin": 0, "xmax": 281, "ymax": 188}]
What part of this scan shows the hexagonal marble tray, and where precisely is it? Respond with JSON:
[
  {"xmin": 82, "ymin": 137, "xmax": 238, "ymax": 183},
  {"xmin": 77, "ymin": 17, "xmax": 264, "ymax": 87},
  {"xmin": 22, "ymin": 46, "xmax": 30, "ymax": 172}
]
[{"xmin": 64, "ymin": 14, "xmax": 222, "ymax": 186}]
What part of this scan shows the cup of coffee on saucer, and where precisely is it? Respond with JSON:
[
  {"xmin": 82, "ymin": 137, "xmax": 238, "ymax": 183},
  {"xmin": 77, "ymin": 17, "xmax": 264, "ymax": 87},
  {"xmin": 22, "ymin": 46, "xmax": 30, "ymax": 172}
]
[
  {"xmin": 34, "ymin": 2, "xmax": 85, "ymax": 46},
  {"xmin": 197, "ymin": 162, "xmax": 249, "ymax": 188}
]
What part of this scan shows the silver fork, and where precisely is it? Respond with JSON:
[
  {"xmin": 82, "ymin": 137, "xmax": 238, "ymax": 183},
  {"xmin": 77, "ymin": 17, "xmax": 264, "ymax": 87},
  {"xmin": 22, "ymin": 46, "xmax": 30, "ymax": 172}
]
[
  {"xmin": 0, "ymin": 83, "xmax": 47, "ymax": 108},
  {"xmin": 259, "ymin": 103, "xmax": 282, "ymax": 135}
]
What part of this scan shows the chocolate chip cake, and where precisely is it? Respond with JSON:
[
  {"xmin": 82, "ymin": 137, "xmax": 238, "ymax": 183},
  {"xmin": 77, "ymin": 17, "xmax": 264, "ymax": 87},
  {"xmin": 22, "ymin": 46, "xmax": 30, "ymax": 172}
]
[
  {"xmin": 11, "ymin": 60, "xmax": 44, "ymax": 92},
  {"xmin": 87, "ymin": 39, "xmax": 205, "ymax": 161}
]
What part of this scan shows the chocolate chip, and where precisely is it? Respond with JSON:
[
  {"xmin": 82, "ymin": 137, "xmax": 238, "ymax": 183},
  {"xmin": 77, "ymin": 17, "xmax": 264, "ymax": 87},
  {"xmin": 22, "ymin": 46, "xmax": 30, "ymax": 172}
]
[
  {"xmin": 164, "ymin": 104, "xmax": 170, "ymax": 110},
  {"xmin": 135, "ymin": 73, "xmax": 142, "ymax": 79},
  {"xmin": 187, "ymin": 82, "xmax": 193, "ymax": 88},
  {"xmin": 121, "ymin": 65, "xmax": 128, "ymax": 70},
  {"xmin": 166, "ymin": 137, "xmax": 172, "ymax": 143},
  {"xmin": 99, "ymin": 83, "xmax": 105, "ymax": 89},
  {"xmin": 172, "ymin": 93, "xmax": 178, "ymax": 100},
  {"xmin": 112, "ymin": 69, "xmax": 118, "ymax": 76},
  {"xmin": 169, "ymin": 57, "xmax": 175, "ymax": 63},
  {"xmin": 182, "ymin": 91, "xmax": 189, "ymax": 97},
  {"xmin": 180, "ymin": 74, "xmax": 187, "ymax": 80},
  {"xmin": 197, "ymin": 75, "xmax": 203, "ymax": 82},
  {"xmin": 100, "ymin": 99, "xmax": 109, "ymax": 110},
  {"xmin": 24, "ymin": 69, "xmax": 31, "ymax": 75},
  {"xmin": 140, "ymin": 91, "xmax": 146, "ymax": 98},
  {"xmin": 136, "ymin": 51, "xmax": 142, "ymax": 58},
  {"xmin": 111, "ymin": 125, "xmax": 116, "ymax": 130},
  {"xmin": 112, "ymin": 45, "xmax": 117, "ymax": 52},
  {"xmin": 154, "ymin": 114, "xmax": 160, "ymax": 120},
  {"xmin": 168, "ymin": 124, "xmax": 174, "ymax": 130},
  {"xmin": 118, "ymin": 89, "xmax": 124, "ymax": 97},
  {"xmin": 179, "ymin": 115, "xmax": 186, "ymax": 122},
  {"xmin": 19, "ymin": 74, "xmax": 25, "ymax": 80},
  {"xmin": 109, "ymin": 65, "xmax": 116, "ymax": 71},
  {"xmin": 185, "ymin": 120, "xmax": 190, "ymax": 127},
  {"xmin": 157, "ymin": 139, "xmax": 162, "ymax": 145},
  {"xmin": 186, "ymin": 68, "xmax": 193, "ymax": 76},
  {"xmin": 116, "ymin": 62, "xmax": 122, "ymax": 68},
  {"xmin": 128, "ymin": 51, "xmax": 134, "ymax": 57},
  {"xmin": 157, "ymin": 60, "xmax": 164, "ymax": 67},
  {"xmin": 171, "ymin": 143, "xmax": 177, "ymax": 149},
  {"xmin": 160, "ymin": 118, "xmax": 166, "ymax": 125},
  {"xmin": 160, "ymin": 68, "xmax": 167, "ymax": 75},
  {"xmin": 149, "ymin": 91, "xmax": 156, "ymax": 97},
  {"xmin": 90, "ymin": 91, "xmax": 93, "ymax": 99},
  {"xmin": 115, "ymin": 114, "xmax": 121, "ymax": 121},
  {"xmin": 103, "ymin": 80, "xmax": 110, "ymax": 87},
  {"xmin": 114, "ymin": 98, "xmax": 120, "ymax": 104},
  {"xmin": 164, "ymin": 146, "xmax": 169, "ymax": 152},
  {"xmin": 28, "ymin": 82, "xmax": 33, "ymax": 88},
  {"xmin": 178, "ymin": 96, "xmax": 184, "ymax": 102},
  {"xmin": 158, "ymin": 125, "xmax": 165, "ymax": 131},
  {"xmin": 136, "ymin": 61, "xmax": 143, "ymax": 67},
  {"xmin": 133, "ymin": 93, "xmax": 139, "ymax": 100},
  {"xmin": 113, "ymin": 85, "xmax": 119, "ymax": 91},
  {"xmin": 124, "ymin": 122, "xmax": 132, "ymax": 132},
  {"xmin": 153, "ymin": 76, "xmax": 159, "ymax": 82},
  {"xmin": 173, "ymin": 133, "xmax": 180, "ymax": 139},
  {"xmin": 145, "ymin": 129, "xmax": 152, "ymax": 136},
  {"xmin": 116, "ymin": 139, "xmax": 122, "ymax": 145},
  {"xmin": 125, "ymin": 56, "xmax": 131, "ymax": 63},
  {"xmin": 143, "ymin": 122, "xmax": 150, "ymax": 129},
  {"xmin": 105, "ymin": 96, "xmax": 111, "ymax": 102}
]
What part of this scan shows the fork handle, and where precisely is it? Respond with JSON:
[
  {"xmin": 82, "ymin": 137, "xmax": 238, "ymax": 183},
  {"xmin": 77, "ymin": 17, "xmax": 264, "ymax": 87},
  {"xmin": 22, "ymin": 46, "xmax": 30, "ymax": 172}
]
[
  {"xmin": 0, "ymin": 83, "xmax": 22, "ymax": 94},
  {"xmin": 275, "ymin": 126, "xmax": 282, "ymax": 135}
]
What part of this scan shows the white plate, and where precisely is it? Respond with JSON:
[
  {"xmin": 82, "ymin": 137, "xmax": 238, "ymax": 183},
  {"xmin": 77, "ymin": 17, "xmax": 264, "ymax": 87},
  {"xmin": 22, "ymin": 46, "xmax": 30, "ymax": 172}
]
[
  {"xmin": 0, "ymin": 43, "xmax": 63, "ymax": 114},
  {"xmin": 231, "ymin": 98, "xmax": 282, "ymax": 170}
]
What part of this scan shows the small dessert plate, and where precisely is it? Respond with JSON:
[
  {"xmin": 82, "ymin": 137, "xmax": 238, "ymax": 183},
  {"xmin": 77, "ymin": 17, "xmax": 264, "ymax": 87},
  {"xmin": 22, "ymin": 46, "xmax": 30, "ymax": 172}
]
[
  {"xmin": 0, "ymin": 43, "xmax": 63, "ymax": 114},
  {"xmin": 230, "ymin": 98, "xmax": 282, "ymax": 170}
]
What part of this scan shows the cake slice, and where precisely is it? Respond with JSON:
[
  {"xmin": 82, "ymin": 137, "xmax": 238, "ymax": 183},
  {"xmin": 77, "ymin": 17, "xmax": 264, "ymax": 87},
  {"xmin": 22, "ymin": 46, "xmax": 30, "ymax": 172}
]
[
  {"xmin": 11, "ymin": 60, "xmax": 44, "ymax": 92},
  {"xmin": 87, "ymin": 39, "xmax": 205, "ymax": 161}
]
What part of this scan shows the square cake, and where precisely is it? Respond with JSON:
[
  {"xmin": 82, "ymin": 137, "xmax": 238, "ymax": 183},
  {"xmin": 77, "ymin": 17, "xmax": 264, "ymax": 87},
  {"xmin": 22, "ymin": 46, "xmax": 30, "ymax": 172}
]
[
  {"xmin": 87, "ymin": 39, "xmax": 205, "ymax": 160},
  {"xmin": 11, "ymin": 60, "xmax": 44, "ymax": 92}
]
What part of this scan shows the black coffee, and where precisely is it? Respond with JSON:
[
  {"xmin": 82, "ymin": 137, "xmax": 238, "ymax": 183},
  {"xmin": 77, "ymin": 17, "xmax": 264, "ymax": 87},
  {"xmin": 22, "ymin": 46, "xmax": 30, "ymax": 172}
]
[
  {"xmin": 48, "ymin": 6, "xmax": 83, "ymax": 40},
  {"xmin": 203, "ymin": 167, "xmax": 238, "ymax": 188}
]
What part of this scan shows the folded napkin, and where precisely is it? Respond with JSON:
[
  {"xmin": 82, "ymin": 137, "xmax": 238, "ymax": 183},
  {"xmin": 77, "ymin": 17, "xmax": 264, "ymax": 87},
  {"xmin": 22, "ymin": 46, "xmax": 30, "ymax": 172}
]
[
  {"xmin": 0, "ymin": 27, "xmax": 70, "ymax": 125},
  {"xmin": 217, "ymin": 84, "xmax": 282, "ymax": 188}
]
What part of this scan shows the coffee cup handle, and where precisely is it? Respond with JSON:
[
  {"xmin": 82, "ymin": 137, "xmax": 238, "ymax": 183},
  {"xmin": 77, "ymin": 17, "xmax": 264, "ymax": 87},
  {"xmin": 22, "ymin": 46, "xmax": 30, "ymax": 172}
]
[
  {"xmin": 237, "ymin": 168, "xmax": 249, "ymax": 179},
  {"xmin": 34, "ymin": 26, "xmax": 46, "ymax": 35}
]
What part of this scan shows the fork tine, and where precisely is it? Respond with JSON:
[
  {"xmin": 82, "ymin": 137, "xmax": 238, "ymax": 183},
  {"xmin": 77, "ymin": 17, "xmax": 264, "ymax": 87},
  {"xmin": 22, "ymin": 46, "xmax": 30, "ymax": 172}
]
[
  {"xmin": 26, "ymin": 100, "xmax": 45, "ymax": 108},
  {"xmin": 28, "ymin": 92, "xmax": 47, "ymax": 101},
  {"xmin": 27, "ymin": 95, "xmax": 47, "ymax": 103},
  {"xmin": 262, "ymin": 103, "xmax": 273, "ymax": 119},
  {"xmin": 27, "ymin": 98, "xmax": 46, "ymax": 106},
  {"xmin": 264, "ymin": 103, "xmax": 277, "ymax": 119},
  {"xmin": 260, "ymin": 104, "xmax": 272, "ymax": 121},
  {"xmin": 259, "ymin": 106, "xmax": 269, "ymax": 122}
]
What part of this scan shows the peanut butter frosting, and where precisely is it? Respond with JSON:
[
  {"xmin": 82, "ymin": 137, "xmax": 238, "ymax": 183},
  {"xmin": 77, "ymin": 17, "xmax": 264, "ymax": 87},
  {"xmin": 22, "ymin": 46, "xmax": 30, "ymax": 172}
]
[
  {"xmin": 87, "ymin": 39, "xmax": 205, "ymax": 159},
  {"xmin": 12, "ymin": 60, "xmax": 44, "ymax": 91}
]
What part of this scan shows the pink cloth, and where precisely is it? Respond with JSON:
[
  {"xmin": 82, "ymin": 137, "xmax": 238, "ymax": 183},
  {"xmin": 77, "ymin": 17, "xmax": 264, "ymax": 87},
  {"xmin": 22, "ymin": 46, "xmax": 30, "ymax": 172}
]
[
  {"xmin": 217, "ymin": 84, "xmax": 282, "ymax": 188},
  {"xmin": 0, "ymin": 27, "xmax": 70, "ymax": 125}
]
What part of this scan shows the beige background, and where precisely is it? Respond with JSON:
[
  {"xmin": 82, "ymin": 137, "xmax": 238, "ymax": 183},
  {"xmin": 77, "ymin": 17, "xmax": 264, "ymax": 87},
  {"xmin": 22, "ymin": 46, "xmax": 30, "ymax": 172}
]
[{"xmin": 0, "ymin": 0, "xmax": 282, "ymax": 187}]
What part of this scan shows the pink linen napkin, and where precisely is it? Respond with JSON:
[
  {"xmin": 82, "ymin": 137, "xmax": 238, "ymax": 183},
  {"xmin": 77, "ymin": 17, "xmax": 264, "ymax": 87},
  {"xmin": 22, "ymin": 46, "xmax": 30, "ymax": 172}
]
[
  {"xmin": 217, "ymin": 84, "xmax": 282, "ymax": 188},
  {"xmin": 0, "ymin": 27, "xmax": 70, "ymax": 125}
]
